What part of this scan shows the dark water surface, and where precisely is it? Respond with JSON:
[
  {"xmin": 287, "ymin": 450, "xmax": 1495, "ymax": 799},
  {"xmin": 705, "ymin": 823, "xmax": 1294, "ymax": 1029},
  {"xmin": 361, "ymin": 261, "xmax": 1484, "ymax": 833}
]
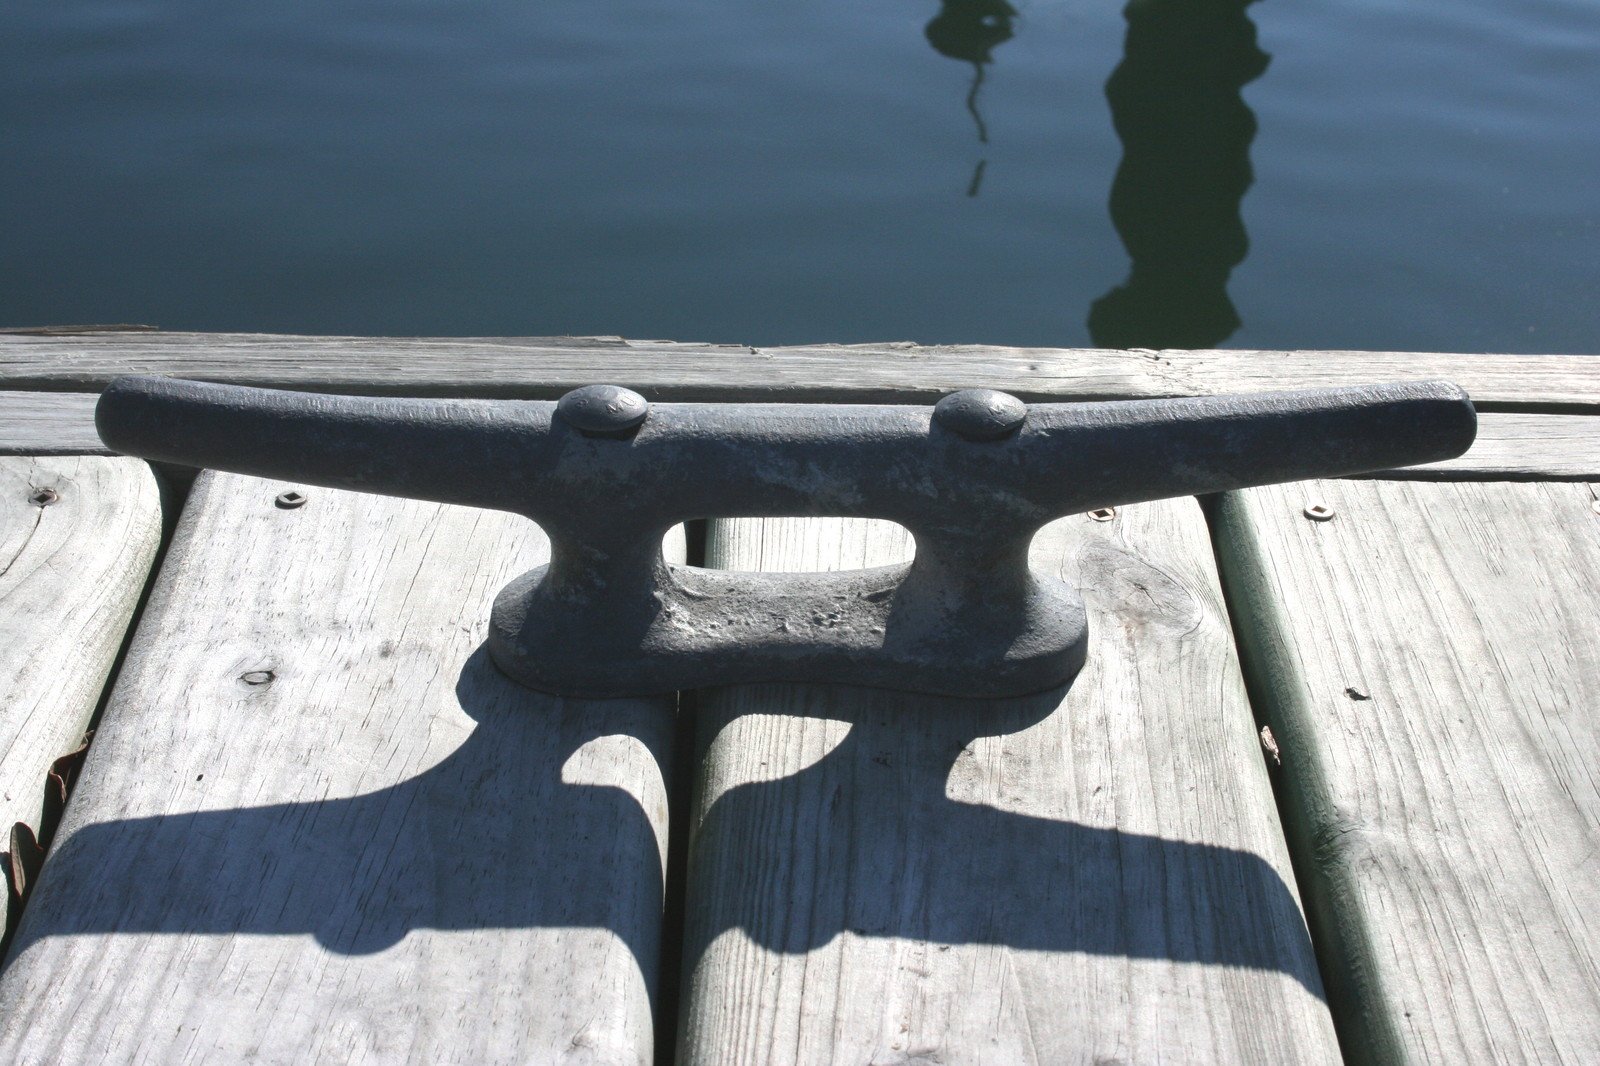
[{"xmin": 5, "ymin": 0, "xmax": 1598, "ymax": 352}]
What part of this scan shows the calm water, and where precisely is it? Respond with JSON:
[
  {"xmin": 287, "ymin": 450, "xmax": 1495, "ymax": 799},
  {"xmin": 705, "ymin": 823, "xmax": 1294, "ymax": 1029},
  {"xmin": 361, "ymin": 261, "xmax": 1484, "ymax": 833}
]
[{"xmin": 5, "ymin": 0, "xmax": 1598, "ymax": 352}]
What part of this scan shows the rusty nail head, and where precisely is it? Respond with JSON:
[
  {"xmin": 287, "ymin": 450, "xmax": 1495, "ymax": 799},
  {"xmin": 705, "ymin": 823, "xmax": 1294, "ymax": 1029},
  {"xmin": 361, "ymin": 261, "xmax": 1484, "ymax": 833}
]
[
  {"xmin": 275, "ymin": 490, "xmax": 307, "ymax": 509},
  {"xmin": 933, "ymin": 389, "xmax": 1028, "ymax": 441},
  {"xmin": 28, "ymin": 488, "xmax": 59, "ymax": 507},
  {"xmin": 1088, "ymin": 507, "xmax": 1116, "ymax": 522},
  {"xmin": 557, "ymin": 384, "xmax": 650, "ymax": 438},
  {"xmin": 1304, "ymin": 502, "xmax": 1335, "ymax": 521}
]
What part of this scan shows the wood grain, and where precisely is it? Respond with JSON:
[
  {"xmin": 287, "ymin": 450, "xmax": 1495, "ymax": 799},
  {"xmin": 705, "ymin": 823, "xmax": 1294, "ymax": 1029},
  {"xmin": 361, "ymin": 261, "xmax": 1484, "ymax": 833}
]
[
  {"xmin": 0, "ymin": 458, "xmax": 161, "ymax": 930},
  {"xmin": 1, "ymin": 331, "xmax": 1595, "ymax": 410},
  {"xmin": 676, "ymin": 507, "xmax": 1339, "ymax": 1064},
  {"xmin": 1215, "ymin": 480, "xmax": 1600, "ymax": 1064},
  {"xmin": 1371, "ymin": 412, "xmax": 1600, "ymax": 480},
  {"xmin": 0, "ymin": 392, "xmax": 106, "ymax": 454},
  {"xmin": 0, "ymin": 473, "xmax": 679, "ymax": 1064}
]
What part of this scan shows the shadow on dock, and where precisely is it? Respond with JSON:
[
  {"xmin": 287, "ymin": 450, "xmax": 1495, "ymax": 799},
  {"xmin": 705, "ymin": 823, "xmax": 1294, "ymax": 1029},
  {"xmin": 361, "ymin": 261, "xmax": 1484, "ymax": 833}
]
[
  {"xmin": 1089, "ymin": 0, "xmax": 1270, "ymax": 348},
  {"xmin": 5, "ymin": 649, "xmax": 670, "ymax": 969},
  {"xmin": 681, "ymin": 684, "xmax": 1326, "ymax": 997},
  {"xmin": 6, "ymin": 652, "xmax": 1322, "ymax": 1000}
]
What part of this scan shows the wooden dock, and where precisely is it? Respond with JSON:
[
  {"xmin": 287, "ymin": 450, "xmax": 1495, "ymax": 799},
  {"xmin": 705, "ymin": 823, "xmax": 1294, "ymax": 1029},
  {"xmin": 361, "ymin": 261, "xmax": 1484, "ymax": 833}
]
[{"xmin": 1, "ymin": 331, "xmax": 1596, "ymax": 1063}]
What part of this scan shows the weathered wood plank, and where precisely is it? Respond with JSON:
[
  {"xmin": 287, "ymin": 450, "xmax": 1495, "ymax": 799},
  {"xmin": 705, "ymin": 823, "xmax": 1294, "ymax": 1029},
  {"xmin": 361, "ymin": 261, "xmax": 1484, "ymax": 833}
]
[
  {"xmin": 1151, "ymin": 348, "xmax": 1600, "ymax": 414},
  {"xmin": 1365, "ymin": 412, "xmax": 1600, "ymax": 480},
  {"xmin": 0, "ymin": 391, "xmax": 108, "ymax": 455},
  {"xmin": 0, "ymin": 473, "xmax": 678, "ymax": 1064},
  {"xmin": 0, "ymin": 333, "xmax": 1160, "ymax": 402},
  {"xmin": 0, "ymin": 458, "xmax": 161, "ymax": 930},
  {"xmin": 1, "ymin": 331, "xmax": 1595, "ymax": 410},
  {"xmin": 1215, "ymin": 480, "xmax": 1600, "ymax": 1063},
  {"xmin": 676, "ymin": 507, "xmax": 1338, "ymax": 1064}
]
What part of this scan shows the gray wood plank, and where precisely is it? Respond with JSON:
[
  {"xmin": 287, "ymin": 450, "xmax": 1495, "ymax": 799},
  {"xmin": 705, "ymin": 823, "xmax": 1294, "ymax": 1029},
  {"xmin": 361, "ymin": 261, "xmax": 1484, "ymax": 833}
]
[
  {"xmin": 1155, "ymin": 349, "xmax": 1600, "ymax": 413},
  {"xmin": 0, "ymin": 472, "xmax": 679, "ymax": 1064},
  {"xmin": 1371, "ymin": 412, "xmax": 1600, "ymax": 480},
  {"xmin": 0, "ymin": 392, "xmax": 107, "ymax": 455},
  {"xmin": 0, "ymin": 457, "xmax": 161, "ymax": 930},
  {"xmin": 1, "ymin": 331, "xmax": 1595, "ymax": 410},
  {"xmin": 1215, "ymin": 480, "xmax": 1600, "ymax": 1064},
  {"xmin": 677, "ymin": 508, "xmax": 1339, "ymax": 1064}
]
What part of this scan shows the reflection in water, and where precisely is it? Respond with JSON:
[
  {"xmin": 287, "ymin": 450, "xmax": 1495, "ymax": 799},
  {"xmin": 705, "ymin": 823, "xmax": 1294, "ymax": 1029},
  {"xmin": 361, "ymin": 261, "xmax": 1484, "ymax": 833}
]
[
  {"xmin": 926, "ymin": 0, "xmax": 1018, "ymax": 195},
  {"xmin": 1089, "ymin": 0, "xmax": 1270, "ymax": 348},
  {"xmin": 966, "ymin": 158, "xmax": 988, "ymax": 197}
]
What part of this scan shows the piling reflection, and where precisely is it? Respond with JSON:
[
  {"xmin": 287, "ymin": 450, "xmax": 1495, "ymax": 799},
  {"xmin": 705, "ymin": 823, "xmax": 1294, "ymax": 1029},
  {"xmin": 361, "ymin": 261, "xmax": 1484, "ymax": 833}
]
[
  {"xmin": 1089, "ymin": 0, "xmax": 1270, "ymax": 348},
  {"xmin": 926, "ymin": 0, "xmax": 1018, "ymax": 195}
]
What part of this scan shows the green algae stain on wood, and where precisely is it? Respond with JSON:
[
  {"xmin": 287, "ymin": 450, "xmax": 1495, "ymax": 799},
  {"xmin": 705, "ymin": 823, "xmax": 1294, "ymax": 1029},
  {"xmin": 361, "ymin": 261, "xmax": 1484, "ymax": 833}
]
[{"xmin": 1216, "ymin": 480, "xmax": 1600, "ymax": 1063}]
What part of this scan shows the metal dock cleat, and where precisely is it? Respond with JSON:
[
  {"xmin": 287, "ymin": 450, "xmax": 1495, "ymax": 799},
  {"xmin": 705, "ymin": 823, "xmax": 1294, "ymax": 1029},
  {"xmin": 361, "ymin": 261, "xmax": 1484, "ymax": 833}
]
[{"xmin": 95, "ymin": 376, "xmax": 1475, "ymax": 698}]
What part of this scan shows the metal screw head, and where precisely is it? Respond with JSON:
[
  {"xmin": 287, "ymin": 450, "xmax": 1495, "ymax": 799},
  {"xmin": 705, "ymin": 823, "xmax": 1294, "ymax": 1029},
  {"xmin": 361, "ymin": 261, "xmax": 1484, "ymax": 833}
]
[
  {"xmin": 1303, "ymin": 502, "xmax": 1335, "ymax": 522},
  {"xmin": 933, "ymin": 389, "xmax": 1028, "ymax": 441},
  {"xmin": 1087, "ymin": 507, "xmax": 1116, "ymax": 522},
  {"xmin": 557, "ymin": 384, "xmax": 650, "ymax": 438},
  {"xmin": 28, "ymin": 488, "xmax": 59, "ymax": 507},
  {"xmin": 275, "ymin": 490, "xmax": 307, "ymax": 509}
]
